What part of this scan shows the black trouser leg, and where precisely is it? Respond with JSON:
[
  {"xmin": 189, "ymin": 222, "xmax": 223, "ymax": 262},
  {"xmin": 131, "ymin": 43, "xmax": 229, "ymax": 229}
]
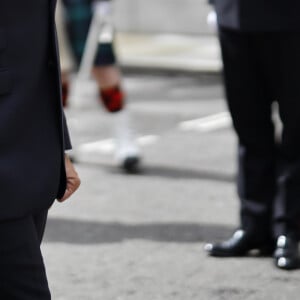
[
  {"xmin": 0, "ymin": 210, "xmax": 51, "ymax": 299},
  {"xmin": 33, "ymin": 209, "xmax": 48, "ymax": 244},
  {"xmin": 220, "ymin": 28, "xmax": 300, "ymax": 239},
  {"xmin": 270, "ymin": 33, "xmax": 300, "ymax": 238},
  {"xmin": 219, "ymin": 28, "xmax": 276, "ymax": 238}
]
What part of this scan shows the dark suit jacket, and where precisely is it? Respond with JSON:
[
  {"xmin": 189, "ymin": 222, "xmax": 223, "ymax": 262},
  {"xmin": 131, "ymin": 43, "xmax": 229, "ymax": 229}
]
[
  {"xmin": 210, "ymin": 0, "xmax": 300, "ymax": 32},
  {"xmin": 0, "ymin": 0, "xmax": 71, "ymax": 220}
]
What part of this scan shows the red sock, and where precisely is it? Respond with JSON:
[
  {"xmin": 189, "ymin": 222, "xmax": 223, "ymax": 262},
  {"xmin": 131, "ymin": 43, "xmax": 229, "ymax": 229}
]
[
  {"xmin": 100, "ymin": 85, "xmax": 125, "ymax": 113},
  {"xmin": 61, "ymin": 82, "xmax": 69, "ymax": 107}
]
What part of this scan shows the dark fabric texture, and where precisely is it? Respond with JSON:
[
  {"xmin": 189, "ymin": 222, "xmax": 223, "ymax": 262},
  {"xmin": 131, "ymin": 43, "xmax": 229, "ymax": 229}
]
[
  {"xmin": 0, "ymin": 210, "xmax": 51, "ymax": 299},
  {"xmin": 219, "ymin": 27, "xmax": 300, "ymax": 238},
  {"xmin": 62, "ymin": 0, "xmax": 117, "ymax": 66},
  {"xmin": 212, "ymin": 0, "xmax": 300, "ymax": 32},
  {"xmin": 94, "ymin": 42, "xmax": 116, "ymax": 66},
  {"xmin": 0, "ymin": 0, "xmax": 71, "ymax": 219}
]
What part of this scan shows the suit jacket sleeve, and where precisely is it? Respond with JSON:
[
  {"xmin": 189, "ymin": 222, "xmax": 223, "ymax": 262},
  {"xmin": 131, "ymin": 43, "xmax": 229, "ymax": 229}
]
[{"xmin": 63, "ymin": 112, "xmax": 72, "ymax": 150}]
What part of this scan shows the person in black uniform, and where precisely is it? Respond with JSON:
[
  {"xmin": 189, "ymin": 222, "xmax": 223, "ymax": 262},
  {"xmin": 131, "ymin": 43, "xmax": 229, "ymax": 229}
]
[
  {"xmin": 0, "ymin": 0, "xmax": 80, "ymax": 297},
  {"xmin": 205, "ymin": 0, "xmax": 300, "ymax": 270}
]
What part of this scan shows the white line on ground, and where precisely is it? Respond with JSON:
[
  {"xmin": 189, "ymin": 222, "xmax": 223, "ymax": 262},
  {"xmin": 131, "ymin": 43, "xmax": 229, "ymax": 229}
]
[
  {"xmin": 77, "ymin": 135, "xmax": 159, "ymax": 155},
  {"xmin": 74, "ymin": 112, "xmax": 231, "ymax": 158},
  {"xmin": 178, "ymin": 112, "xmax": 232, "ymax": 132}
]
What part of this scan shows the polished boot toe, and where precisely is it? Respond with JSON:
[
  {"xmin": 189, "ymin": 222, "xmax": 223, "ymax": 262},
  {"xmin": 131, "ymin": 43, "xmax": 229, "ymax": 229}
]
[
  {"xmin": 274, "ymin": 235, "xmax": 300, "ymax": 270},
  {"xmin": 205, "ymin": 229, "xmax": 274, "ymax": 257}
]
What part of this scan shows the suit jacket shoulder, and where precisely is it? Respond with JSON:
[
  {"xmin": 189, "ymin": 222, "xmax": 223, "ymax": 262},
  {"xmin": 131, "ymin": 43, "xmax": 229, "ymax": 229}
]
[{"xmin": 213, "ymin": 0, "xmax": 300, "ymax": 31}]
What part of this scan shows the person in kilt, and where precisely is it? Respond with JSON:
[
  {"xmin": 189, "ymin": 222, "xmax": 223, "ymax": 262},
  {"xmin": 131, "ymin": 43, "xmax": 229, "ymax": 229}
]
[{"xmin": 57, "ymin": 0, "xmax": 141, "ymax": 172}]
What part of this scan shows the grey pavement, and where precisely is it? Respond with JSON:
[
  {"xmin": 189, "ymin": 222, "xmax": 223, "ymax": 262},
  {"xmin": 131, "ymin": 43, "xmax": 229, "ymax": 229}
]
[
  {"xmin": 43, "ymin": 73, "xmax": 300, "ymax": 300},
  {"xmin": 115, "ymin": 32, "xmax": 221, "ymax": 73},
  {"xmin": 114, "ymin": 0, "xmax": 213, "ymax": 35},
  {"xmin": 112, "ymin": 0, "xmax": 222, "ymax": 73}
]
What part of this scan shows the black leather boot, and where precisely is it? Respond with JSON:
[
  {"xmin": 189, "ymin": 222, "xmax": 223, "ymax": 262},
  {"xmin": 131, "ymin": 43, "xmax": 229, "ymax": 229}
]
[
  {"xmin": 274, "ymin": 235, "xmax": 300, "ymax": 270},
  {"xmin": 205, "ymin": 229, "xmax": 274, "ymax": 257}
]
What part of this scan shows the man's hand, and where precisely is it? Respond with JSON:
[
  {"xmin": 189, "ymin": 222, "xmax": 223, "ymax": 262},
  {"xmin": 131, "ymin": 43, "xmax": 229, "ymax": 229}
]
[{"xmin": 57, "ymin": 155, "xmax": 81, "ymax": 202}]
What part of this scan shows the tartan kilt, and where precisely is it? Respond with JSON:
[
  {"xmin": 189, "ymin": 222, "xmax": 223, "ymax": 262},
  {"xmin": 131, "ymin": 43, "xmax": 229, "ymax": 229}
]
[{"xmin": 62, "ymin": 0, "xmax": 116, "ymax": 66}]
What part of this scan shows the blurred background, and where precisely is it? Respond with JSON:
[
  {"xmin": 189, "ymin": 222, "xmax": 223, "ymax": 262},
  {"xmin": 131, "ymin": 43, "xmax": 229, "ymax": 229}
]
[
  {"xmin": 43, "ymin": 1, "xmax": 300, "ymax": 299},
  {"xmin": 113, "ymin": 0, "xmax": 211, "ymax": 34},
  {"xmin": 111, "ymin": 0, "xmax": 220, "ymax": 72}
]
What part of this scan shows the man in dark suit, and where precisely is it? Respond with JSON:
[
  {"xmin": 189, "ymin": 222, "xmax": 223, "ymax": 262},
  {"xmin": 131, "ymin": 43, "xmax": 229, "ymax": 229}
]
[
  {"xmin": 205, "ymin": 0, "xmax": 300, "ymax": 270},
  {"xmin": 0, "ymin": 0, "xmax": 80, "ymax": 297}
]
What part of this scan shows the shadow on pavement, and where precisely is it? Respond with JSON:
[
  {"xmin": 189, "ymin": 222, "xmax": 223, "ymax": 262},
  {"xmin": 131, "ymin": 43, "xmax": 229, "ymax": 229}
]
[
  {"xmin": 76, "ymin": 161, "xmax": 235, "ymax": 183},
  {"xmin": 45, "ymin": 218, "xmax": 234, "ymax": 244},
  {"xmin": 139, "ymin": 165, "xmax": 235, "ymax": 183}
]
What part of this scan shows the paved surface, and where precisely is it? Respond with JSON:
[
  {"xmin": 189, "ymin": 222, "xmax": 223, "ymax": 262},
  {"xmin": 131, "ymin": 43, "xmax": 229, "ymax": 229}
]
[
  {"xmin": 116, "ymin": 33, "xmax": 221, "ymax": 73},
  {"xmin": 113, "ymin": 0, "xmax": 213, "ymax": 35},
  {"xmin": 43, "ymin": 73, "xmax": 300, "ymax": 299},
  {"xmin": 112, "ymin": 0, "xmax": 221, "ymax": 73}
]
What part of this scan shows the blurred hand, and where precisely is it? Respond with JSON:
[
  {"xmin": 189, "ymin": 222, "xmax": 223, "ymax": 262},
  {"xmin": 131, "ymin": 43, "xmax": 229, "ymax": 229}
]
[{"xmin": 57, "ymin": 154, "xmax": 80, "ymax": 202}]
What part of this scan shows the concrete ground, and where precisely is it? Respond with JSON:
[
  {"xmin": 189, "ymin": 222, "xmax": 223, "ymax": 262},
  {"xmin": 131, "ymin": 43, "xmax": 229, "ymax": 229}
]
[
  {"xmin": 115, "ymin": 32, "xmax": 221, "ymax": 73},
  {"xmin": 113, "ymin": 0, "xmax": 213, "ymax": 35},
  {"xmin": 43, "ymin": 73, "xmax": 300, "ymax": 300},
  {"xmin": 112, "ymin": 0, "xmax": 220, "ymax": 73}
]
